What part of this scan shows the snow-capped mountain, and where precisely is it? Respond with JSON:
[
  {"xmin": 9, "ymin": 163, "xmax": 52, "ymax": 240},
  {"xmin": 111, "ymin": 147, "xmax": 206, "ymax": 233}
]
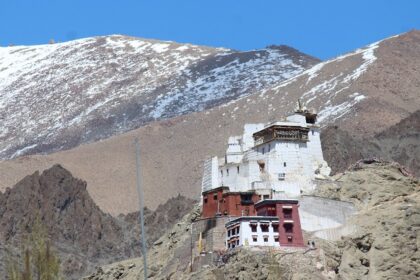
[
  {"xmin": 1, "ymin": 31, "xmax": 419, "ymax": 215},
  {"xmin": 0, "ymin": 35, "xmax": 319, "ymax": 158}
]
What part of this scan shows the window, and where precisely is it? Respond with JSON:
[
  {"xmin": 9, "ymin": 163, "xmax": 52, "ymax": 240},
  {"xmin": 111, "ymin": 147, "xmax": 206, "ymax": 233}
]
[
  {"xmin": 268, "ymin": 144, "xmax": 271, "ymax": 152},
  {"xmin": 278, "ymin": 173, "xmax": 285, "ymax": 181},
  {"xmin": 236, "ymin": 240, "xmax": 239, "ymax": 245},
  {"xmin": 312, "ymin": 130, "xmax": 314, "ymax": 136},
  {"xmin": 213, "ymin": 193, "xmax": 218, "ymax": 200},
  {"xmin": 283, "ymin": 209, "xmax": 292, "ymax": 219},
  {"xmin": 221, "ymin": 170, "xmax": 223, "ymax": 177},
  {"xmin": 283, "ymin": 162, "xmax": 287, "ymax": 167},
  {"xmin": 227, "ymin": 230, "xmax": 231, "ymax": 237},
  {"xmin": 250, "ymin": 224, "xmax": 257, "ymax": 232},
  {"xmin": 284, "ymin": 224, "xmax": 293, "ymax": 233},
  {"xmin": 258, "ymin": 161, "xmax": 265, "ymax": 172},
  {"xmin": 237, "ymin": 166, "xmax": 240, "ymax": 174},
  {"xmin": 204, "ymin": 197, "xmax": 208, "ymax": 204},
  {"xmin": 240, "ymin": 194, "xmax": 253, "ymax": 205},
  {"xmin": 272, "ymin": 225, "xmax": 279, "ymax": 232},
  {"xmin": 287, "ymin": 236, "xmax": 293, "ymax": 243},
  {"xmin": 252, "ymin": 236, "xmax": 258, "ymax": 242},
  {"xmin": 263, "ymin": 236, "xmax": 268, "ymax": 242},
  {"xmin": 226, "ymin": 168, "xmax": 229, "ymax": 176},
  {"xmin": 261, "ymin": 224, "xmax": 269, "ymax": 232},
  {"xmin": 263, "ymin": 195, "xmax": 270, "ymax": 200},
  {"xmin": 262, "ymin": 147, "xmax": 265, "ymax": 154},
  {"xmin": 274, "ymin": 236, "xmax": 279, "ymax": 242}
]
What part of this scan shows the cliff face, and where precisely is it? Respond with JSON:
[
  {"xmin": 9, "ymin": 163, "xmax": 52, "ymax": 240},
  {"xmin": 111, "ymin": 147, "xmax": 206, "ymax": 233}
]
[
  {"xmin": 322, "ymin": 110, "xmax": 420, "ymax": 177},
  {"xmin": 83, "ymin": 160, "xmax": 420, "ymax": 280},
  {"xmin": 0, "ymin": 165, "xmax": 195, "ymax": 279}
]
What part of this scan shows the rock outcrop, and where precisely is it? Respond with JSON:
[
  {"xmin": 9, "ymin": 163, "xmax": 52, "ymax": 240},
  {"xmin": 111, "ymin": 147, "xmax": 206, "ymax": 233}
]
[
  {"xmin": 322, "ymin": 110, "xmax": 420, "ymax": 177},
  {"xmin": 84, "ymin": 160, "xmax": 419, "ymax": 279},
  {"xmin": 0, "ymin": 164, "xmax": 195, "ymax": 279}
]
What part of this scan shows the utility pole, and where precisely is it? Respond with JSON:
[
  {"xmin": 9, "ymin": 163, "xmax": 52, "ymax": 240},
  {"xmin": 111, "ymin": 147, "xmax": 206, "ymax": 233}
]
[{"xmin": 135, "ymin": 138, "xmax": 148, "ymax": 279}]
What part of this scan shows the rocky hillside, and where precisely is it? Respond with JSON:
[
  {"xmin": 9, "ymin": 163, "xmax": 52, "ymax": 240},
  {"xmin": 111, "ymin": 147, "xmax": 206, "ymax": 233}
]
[
  {"xmin": 0, "ymin": 165, "xmax": 195, "ymax": 279},
  {"xmin": 0, "ymin": 31, "xmax": 419, "ymax": 215},
  {"xmin": 322, "ymin": 109, "xmax": 420, "ymax": 176},
  {"xmin": 84, "ymin": 160, "xmax": 420, "ymax": 280},
  {"xmin": 0, "ymin": 35, "xmax": 318, "ymax": 159}
]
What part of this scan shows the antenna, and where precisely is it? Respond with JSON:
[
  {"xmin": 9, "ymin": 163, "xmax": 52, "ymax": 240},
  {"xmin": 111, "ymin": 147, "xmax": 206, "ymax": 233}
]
[{"xmin": 134, "ymin": 138, "xmax": 148, "ymax": 279}]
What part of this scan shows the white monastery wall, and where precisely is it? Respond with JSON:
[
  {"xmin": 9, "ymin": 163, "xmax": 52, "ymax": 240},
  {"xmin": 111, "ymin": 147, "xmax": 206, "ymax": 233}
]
[
  {"xmin": 299, "ymin": 196, "xmax": 356, "ymax": 232},
  {"xmin": 227, "ymin": 220, "xmax": 280, "ymax": 248}
]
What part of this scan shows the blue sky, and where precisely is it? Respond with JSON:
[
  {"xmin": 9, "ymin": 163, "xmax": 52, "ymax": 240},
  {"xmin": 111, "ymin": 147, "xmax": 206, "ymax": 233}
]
[{"xmin": 0, "ymin": 0, "xmax": 419, "ymax": 59}]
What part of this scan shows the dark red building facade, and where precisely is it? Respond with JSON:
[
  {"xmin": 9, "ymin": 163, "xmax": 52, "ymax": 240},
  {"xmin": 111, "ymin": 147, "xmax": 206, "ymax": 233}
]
[
  {"xmin": 255, "ymin": 199, "xmax": 304, "ymax": 247},
  {"xmin": 202, "ymin": 186, "xmax": 305, "ymax": 248},
  {"xmin": 201, "ymin": 187, "xmax": 259, "ymax": 218}
]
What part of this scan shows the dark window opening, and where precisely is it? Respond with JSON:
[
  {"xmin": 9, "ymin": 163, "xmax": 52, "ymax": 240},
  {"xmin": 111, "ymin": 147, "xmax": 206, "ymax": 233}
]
[
  {"xmin": 213, "ymin": 193, "xmax": 218, "ymax": 200},
  {"xmin": 287, "ymin": 236, "xmax": 293, "ymax": 243},
  {"xmin": 263, "ymin": 195, "xmax": 270, "ymax": 200},
  {"xmin": 204, "ymin": 197, "xmax": 208, "ymax": 204},
  {"xmin": 274, "ymin": 236, "xmax": 279, "ymax": 242},
  {"xmin": 221, "ymin": 170, "xmax": 223, "ymax": 177},
  {"xmin": 258, "ymin": 161, "xmax": 265, "ymax": 172},
  {"xmin": 263, "ymin": 236, "xmax": 268, "ymax": 242},
  {"xmin": 283, "ymin": 162, "xmax": 287, "ymax": 167},
  {"xmin": 262, "ymin": 147, "xmax": 265, "ymax": 154},
  {"xmin": 261, "ymin": 224, "xmax": 269, "ymax": 232},
  {"xmin": 283, "ymin": 208, "xmax": 292, "ymax": 219},
  {"xmin": 250, "ymin": 224, "xmax": 257, "ymax": 232},
  {"xmin": 237, "ymin": 166, "xmax": 240, "ymax": 174},
  {"xmin": 284, "ymin": 224, "xmax": 293, "ymax": 233},
  {"xmin": 240, "ymin": 194, "xmax": 254, "ymax": 205},
  {"xmin": 311, "ymin": 130, "xmax": 314, "ymax": 135},
  {"xmin": 226, "ymin": 168, "xmax": 229, "ymax": 176},
  {"xmin": 272, "ymin": 225, "xmax": 279, "ymax": 232},
  {"xmin": 252, "ymin": 236, "xmax": 257, "ymax": 242}
]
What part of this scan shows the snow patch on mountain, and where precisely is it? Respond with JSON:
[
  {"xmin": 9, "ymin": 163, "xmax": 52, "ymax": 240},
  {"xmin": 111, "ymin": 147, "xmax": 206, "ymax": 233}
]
[{"xmin": 0, "ymin": 36, "xmax": 318, "ymax": 158}]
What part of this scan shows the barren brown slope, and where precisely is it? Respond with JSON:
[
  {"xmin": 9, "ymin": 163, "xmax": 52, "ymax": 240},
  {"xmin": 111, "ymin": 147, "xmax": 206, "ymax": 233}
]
[{"xmin": 1, "ymin": 31, "xmax": 419, "ymax": 215}]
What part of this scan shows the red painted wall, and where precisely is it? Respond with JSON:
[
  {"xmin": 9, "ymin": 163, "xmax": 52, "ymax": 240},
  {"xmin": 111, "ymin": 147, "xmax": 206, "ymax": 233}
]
[
  {"xmin": 275, "ymin": 203, "xmax": 305, "ymax": 247},
  {"xmin": 255, "ymin": 201, "xmax": 305, "ymax": 247},
  {"xmin": 201, "ymin": 188, "xmax": 225, "ymax": 218},
  {"xmin": 201, "ymin": 189, "xmax": 259, "ymax": 218}
]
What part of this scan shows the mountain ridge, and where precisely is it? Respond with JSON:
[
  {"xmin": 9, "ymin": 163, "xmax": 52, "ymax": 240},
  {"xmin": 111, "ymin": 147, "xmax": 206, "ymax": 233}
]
[
  {"xmin": 0, "ymin": 31, "xmax": 419, "ymax": 215},
  {"xmin": 0, "ymin": 34, "xmax": 318, "ymax": 159}
]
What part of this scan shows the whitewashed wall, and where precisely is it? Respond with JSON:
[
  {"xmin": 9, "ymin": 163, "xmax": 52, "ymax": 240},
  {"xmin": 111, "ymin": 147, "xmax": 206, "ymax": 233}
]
[
  {"xmin": 227, "ymin": 220, "xmax": 280, "ymax": 248},
  {"xmin": 299, "ymin": 196, "xmax": 356, "ymax": 232}
]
